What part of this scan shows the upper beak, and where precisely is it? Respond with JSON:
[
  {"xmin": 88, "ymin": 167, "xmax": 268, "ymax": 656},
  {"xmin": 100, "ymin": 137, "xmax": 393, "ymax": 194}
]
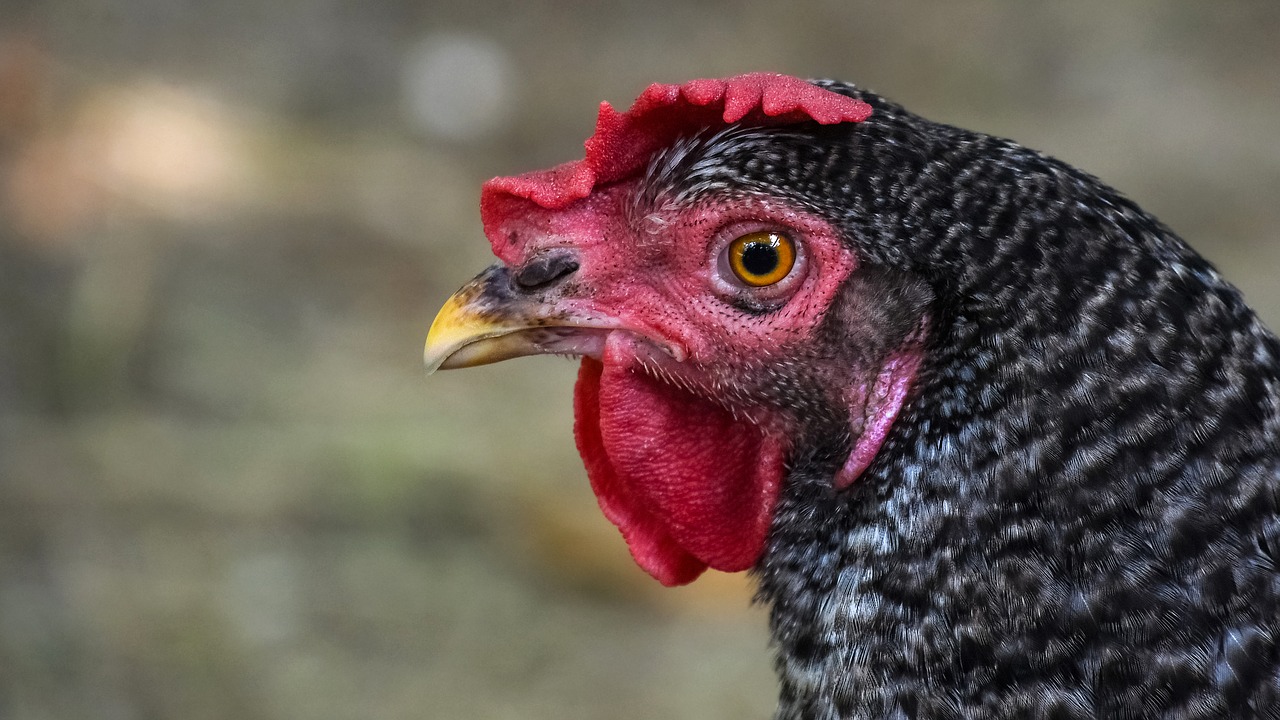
[{"xmin": 424, "ymin": 263, "xmax": 603, "ymax": 373}]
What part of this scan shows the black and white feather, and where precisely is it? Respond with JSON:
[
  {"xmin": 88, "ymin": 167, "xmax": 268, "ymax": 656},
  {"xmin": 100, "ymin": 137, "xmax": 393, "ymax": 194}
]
[{"xmin": 665, "ymin": 82, "xmax": 1280, "ymax": 719}]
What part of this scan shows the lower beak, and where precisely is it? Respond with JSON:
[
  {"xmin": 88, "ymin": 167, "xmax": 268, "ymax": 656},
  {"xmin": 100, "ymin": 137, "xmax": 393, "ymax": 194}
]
[{"xmin": 424, "ymin": 264, "xmax": 605, "ymax": 373}]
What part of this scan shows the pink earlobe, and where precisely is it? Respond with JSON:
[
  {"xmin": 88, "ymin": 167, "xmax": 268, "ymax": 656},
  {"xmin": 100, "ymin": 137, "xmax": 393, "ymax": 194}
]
[{"xmin": 834, "ymin": 350, "xmax": 924, "ymax": 490}]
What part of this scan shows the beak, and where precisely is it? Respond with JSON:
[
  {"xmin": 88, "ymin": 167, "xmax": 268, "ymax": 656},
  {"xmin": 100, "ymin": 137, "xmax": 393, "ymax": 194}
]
[{"xmin": 424, "ymin": 263, "xmax": 606, "ymax": 373}]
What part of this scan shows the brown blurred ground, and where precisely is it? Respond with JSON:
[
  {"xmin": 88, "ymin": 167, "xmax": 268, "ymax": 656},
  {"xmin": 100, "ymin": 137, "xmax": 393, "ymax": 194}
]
[{"xmin": 0, "ymin": 2, "xmax": 1277, "ymax": 719}]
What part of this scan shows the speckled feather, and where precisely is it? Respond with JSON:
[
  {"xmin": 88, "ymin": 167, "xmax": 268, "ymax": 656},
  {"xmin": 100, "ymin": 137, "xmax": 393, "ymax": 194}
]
[
  {"xmin": 674, "ymin": 82, "xmax": 1280, "ymax": 719},
  {"xmin": 468, "ymin": 75, "xmax": 1280, "ymax": 718}
]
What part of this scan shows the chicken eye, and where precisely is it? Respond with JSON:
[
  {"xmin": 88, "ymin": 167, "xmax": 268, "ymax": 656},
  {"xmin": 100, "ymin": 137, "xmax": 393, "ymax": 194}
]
[{"xmin": 727, "ymin": 232, "xmax": 796, "ymax": 287}]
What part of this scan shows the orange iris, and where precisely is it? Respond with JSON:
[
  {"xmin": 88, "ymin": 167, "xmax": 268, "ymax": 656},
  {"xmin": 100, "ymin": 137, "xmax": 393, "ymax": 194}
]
[{"xmin": 727, "ymin": 231, "xmax": 796, "ymax": 287}]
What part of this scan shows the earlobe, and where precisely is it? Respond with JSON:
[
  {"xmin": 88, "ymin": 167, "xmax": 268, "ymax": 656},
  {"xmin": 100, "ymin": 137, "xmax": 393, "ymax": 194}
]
[
  {"xmin": 834, "ymin": 331, "xmax": 928, "ymax": 489},
  {"xmin": 699, "ymin": 245, "xmax": 928, "ymax": 492}
]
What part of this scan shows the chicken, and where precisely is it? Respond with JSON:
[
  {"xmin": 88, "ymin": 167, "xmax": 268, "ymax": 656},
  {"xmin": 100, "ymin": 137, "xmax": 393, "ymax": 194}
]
[{"xmin": 423, "ymin": 73, "xmax": 1280, "ymax": 718}]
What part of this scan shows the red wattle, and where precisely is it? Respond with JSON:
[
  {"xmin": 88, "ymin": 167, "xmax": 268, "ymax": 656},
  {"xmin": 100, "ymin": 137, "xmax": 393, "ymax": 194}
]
[{"xmin": 573, "ymin": 356, "xmax": 786, "ymax": 586}]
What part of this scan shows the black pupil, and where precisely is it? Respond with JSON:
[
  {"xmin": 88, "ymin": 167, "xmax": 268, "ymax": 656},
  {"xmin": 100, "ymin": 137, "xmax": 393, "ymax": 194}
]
[{"xmin": 740, "ymin": 242, "xmax": 779, "ymax": 276}]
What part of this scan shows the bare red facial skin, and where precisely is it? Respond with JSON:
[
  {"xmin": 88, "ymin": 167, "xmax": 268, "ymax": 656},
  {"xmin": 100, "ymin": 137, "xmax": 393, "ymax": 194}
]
[
  {"xmin": 476, "ymin": 74, "xmax": 908, "ymax": 586},
  {"xmin": 491, "ymin": 188, "xmax": 894, "ymax": 585}
]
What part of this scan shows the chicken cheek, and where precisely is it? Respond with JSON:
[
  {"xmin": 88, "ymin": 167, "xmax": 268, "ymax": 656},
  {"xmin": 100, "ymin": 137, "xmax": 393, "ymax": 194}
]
[{"xmin": 574, "ymin": 357, "xmax": 786, "ymax": 586}]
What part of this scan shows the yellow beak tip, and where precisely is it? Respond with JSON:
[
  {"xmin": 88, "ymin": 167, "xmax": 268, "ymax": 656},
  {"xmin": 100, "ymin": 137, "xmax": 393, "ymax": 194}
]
[
  {"xmin": 423, "ymin": 303, "xmax": 489, "ymax": 373},
  {"xmin": 423, "ymin": 280, "xmax": 540, "ymax": 373}
]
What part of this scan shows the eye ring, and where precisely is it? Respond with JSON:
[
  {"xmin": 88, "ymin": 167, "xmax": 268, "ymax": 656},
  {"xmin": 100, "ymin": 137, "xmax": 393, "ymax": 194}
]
[{"xmin": 727, "ymin": 231, "xmax": 796, "ymax": 287}]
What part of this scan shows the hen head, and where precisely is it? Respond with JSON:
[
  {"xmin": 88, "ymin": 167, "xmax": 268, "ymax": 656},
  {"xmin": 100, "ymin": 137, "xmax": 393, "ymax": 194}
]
[{"xmin": 425, "ymin": 74, "xmax": 931, "ymax": 585}]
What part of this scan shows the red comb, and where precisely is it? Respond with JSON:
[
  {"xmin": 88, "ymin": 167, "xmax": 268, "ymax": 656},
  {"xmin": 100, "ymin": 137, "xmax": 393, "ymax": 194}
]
[{"xmin": 480, "ymin": 73, "xmax": 872, "ymax": 242}]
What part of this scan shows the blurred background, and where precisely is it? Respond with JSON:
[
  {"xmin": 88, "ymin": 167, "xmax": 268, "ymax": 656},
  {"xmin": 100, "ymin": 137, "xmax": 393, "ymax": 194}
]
[{"xmin": 0, "ymin": 1, "xmax": 1278, "ymax": 718}]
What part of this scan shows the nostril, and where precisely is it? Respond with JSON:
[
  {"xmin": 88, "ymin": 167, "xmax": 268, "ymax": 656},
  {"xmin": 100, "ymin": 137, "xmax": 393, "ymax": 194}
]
[{"xmin": 514, "ymin": 251, "xmax": 580, "ymax": 290}]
